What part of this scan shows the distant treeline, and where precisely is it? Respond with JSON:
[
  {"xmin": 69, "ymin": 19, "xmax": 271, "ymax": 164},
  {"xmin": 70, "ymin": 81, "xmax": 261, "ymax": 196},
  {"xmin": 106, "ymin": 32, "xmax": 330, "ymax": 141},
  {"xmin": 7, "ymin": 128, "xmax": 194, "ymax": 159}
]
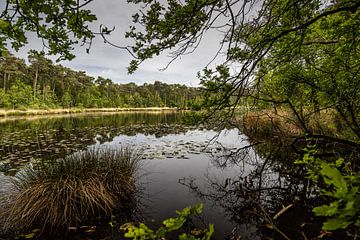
[{"xmin": 0, "ymin": 52, "xmax": 203, "ymax": 109}]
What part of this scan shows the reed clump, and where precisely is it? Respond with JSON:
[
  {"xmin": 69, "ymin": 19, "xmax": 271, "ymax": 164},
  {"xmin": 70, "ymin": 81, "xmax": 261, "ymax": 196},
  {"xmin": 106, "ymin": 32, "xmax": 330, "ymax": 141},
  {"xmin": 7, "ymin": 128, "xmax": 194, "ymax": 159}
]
[
  {"xmin": 2, "ymin": 147, "xmax": 141, "ymax": 232},
  {"xmin": 242, "ymin": 109, "xmax": 302, "ymax": 139},
  {"xmin": 242, "ymin": 108, "xmax": 353, "ymax": 141}
]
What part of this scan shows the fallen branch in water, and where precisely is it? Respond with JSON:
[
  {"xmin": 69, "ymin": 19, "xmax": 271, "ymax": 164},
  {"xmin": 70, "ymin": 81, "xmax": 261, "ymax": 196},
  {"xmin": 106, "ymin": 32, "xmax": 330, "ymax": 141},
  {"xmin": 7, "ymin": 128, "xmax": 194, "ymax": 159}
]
[{"xmin": 273, "ymin": 204, "xmax": 294, "ymax": 220}]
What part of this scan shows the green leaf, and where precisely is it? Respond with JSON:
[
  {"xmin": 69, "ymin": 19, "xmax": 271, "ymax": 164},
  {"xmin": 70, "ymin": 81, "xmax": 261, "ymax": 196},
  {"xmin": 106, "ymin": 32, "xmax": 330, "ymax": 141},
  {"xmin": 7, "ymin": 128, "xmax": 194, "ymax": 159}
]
[
  {"xmin": 192, "ymin": 203, "xmax": 204, "ymax": 215},
  {"xmin": 322, "ymin": 218, "xmax": 351, "ymax": 230},
  {"xmin": 24, "ymin": 233, "xmax": 36, "ymax": 239},
  {"xmin": 313, "ymin": 201, "xmax": 339, "ymax": 217},
  {"xmin": 179, "ymin": 233, "xmax": 197, "ymax": 240},
  {"xmin": 163, "ymin": 217, "xmax": 186, "ymax": 231},
  {"xmin": 123, "ymin": 204, "xmax": 211, "ymax": 239},
  {"xmin": 320, "ymin": 164, "xmax": 347, "ymax": 194},
  {"xmin": 0, "ymin": 19, "xmax": 9, "ymax": 30},
  {"xmin": 355, "ymin": 219, "xmax": 360, "ymax": 227},
  {"xmin": 202, "ymin": 224, "xmax": 214, "ymax": 240}
]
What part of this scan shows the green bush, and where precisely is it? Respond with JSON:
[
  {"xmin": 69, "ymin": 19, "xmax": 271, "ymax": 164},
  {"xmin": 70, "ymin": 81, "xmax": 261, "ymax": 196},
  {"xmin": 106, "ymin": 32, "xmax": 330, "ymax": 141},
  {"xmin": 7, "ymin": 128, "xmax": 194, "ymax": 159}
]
[
  {"xmin": 296, "ymin": 148, "xmax": 360, "ymax": 231},
  {"xmin": 8, "ymin": 80, "xmax": 34, "ymax": 109},
  {"xmin": 121, "ymin": 204, "xmax": 214, "ymax": 240},
  {"xmin": 181, "ymin": 111, "xmax": 206, "ymax": 126},
  {"xmin": 0, "ymin": 89, "xmax": 11, "ymax": 108}
]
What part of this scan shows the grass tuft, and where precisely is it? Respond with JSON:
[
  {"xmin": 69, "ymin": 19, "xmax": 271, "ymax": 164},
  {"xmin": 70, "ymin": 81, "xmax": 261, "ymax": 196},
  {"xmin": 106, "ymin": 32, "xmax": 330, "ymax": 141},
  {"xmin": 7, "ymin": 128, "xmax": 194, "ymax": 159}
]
[{"xmin": 2, "ymin": 147, "xmax": 141, "ymax": 232}]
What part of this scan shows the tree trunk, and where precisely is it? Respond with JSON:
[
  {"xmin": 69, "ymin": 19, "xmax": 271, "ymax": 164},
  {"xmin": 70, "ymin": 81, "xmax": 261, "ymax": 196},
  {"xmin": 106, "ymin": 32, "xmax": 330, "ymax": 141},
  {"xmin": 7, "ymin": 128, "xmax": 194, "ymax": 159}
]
[
  {"xmin": 3, "ymin": 72, "xmax": 6, "ymax": 92},
  {"xmin": 42, "ymin": 84, "xmax": 46, "ymax": 101},
  {"xmin": 33, "ymin": 65, "xmax": 38, "ymax": 97},
  {"xmin": 311, "ymin": 89, "xmax": 320, "ymax": 116},
  {"xmin": 6, "ymin": 73, "xmax": 10, "ymax": 92},
  {"xmin": 299, "ymin": 93, "xmax": 303, "ymax": 119}
]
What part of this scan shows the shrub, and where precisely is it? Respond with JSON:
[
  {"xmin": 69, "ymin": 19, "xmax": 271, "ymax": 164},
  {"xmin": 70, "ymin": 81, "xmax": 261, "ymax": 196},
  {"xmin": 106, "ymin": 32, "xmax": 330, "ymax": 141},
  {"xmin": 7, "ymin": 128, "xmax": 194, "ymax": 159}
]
[
  {"xmin": 0, "ymin": 89, "xmax": 11, "ymax": 108},
  {"xmin": 121, "ymin": 204, "xmax": 214, "ymax": 240},
  {"xmin": 7, "ymin": 80, "xmax": 34, "ymax": 109},
  {"xmin": 296, "ymin": 148, "xmax": 360, "ymax": 232},
  {"xmin": 3, "ymin": 147, "xmax": 141, "ymax": 232},
  {"xmin": 181, "ymin": 111, "xmax": 206, "ymax": 126}
]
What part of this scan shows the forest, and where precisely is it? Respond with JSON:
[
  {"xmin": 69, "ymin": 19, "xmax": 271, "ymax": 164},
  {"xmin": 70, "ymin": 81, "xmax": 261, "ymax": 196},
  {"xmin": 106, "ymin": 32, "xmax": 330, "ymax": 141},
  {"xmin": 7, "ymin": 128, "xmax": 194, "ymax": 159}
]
[{"xmin": 0, "ymin": 53, "xmax": 203, "ymax": 110}]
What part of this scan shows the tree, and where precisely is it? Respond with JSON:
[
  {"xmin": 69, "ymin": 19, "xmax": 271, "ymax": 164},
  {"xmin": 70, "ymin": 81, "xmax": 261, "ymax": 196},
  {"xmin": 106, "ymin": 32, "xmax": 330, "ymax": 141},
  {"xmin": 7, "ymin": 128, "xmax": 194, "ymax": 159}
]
[
  {"xmin": 0, "ymin": 53, "xmax": 26, "ymax": 92},
  {"xmin": 0, "ymin": 53, "xmax": 202, "ymax": 110},
  {"xmin": 255, "ymin": 6, "xmax": 360, "ymax": 140},
  {"xmin": 61, "ymin": 91, "xmax": 72, "ymax": 108},
  {"xmin": 28, "ymin": 50, "xmax": 49, "ymax": 97},
  {"xmin": 0, "ymin": 0, "xmax": 99, "ymax": 60},
  {"xmin": 8, "ymin": 79, "xmax": 33, "ymax": 109},
  {"xmin": 0, "ymin": 89, "xmax": 10, "ymax": 108},
  {"xmin": 125, "ymin": 0, "xmax": 360, "ymax": 140}
]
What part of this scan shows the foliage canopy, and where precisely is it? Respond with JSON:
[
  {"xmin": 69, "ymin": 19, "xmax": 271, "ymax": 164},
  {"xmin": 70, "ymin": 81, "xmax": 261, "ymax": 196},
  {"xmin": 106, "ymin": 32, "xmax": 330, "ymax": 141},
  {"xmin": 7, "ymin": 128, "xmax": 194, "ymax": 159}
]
[
  {"xmin": 0, "ymin": 0, "xmax": 100, "ymax": 60},
  {"xmin": 0, "ymin": 53, "xmax": 201, "ymax": 109},
  {"xmin": 124, "ymin": 0, "xmax": 360, "ymax": 141}
]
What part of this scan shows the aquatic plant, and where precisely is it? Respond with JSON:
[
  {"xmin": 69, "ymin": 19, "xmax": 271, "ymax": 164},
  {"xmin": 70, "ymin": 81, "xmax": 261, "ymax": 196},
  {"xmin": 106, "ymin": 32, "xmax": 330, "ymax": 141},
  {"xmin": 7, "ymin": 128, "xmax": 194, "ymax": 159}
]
[{"xmin": 3, "ymin": 147, "xmax": 141, "ymax": 232}]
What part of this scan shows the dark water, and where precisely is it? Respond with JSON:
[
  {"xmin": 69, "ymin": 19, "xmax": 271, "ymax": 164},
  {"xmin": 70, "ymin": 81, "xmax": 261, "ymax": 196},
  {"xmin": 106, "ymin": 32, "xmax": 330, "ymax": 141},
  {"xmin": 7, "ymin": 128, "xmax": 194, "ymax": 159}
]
[{"xmin": 0, "ymin": 112, "xmax": 321, "ymax": 239}]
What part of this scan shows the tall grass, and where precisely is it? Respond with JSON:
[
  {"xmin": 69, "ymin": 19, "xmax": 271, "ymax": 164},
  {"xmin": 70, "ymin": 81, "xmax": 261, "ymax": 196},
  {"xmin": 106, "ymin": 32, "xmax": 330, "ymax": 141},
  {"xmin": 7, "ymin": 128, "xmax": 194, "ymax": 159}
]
[
  {"xmin": 242, "ymin": 109, "xmax": 302, "ymax": 139},
  {"xmin": 2, "ymin": 147, "xmax": 141, "ymax": 232},
  {"xmin": 241, "ymin": 108, "xmax": 354, "ymax": 140}
]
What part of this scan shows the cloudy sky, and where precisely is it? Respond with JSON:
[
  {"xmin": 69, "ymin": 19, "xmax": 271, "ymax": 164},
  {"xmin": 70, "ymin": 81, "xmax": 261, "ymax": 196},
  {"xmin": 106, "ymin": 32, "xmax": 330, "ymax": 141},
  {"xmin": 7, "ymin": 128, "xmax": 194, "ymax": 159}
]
[{"xmin": 15, "ymin": 0, "xmax": 226, "ymax": 86}]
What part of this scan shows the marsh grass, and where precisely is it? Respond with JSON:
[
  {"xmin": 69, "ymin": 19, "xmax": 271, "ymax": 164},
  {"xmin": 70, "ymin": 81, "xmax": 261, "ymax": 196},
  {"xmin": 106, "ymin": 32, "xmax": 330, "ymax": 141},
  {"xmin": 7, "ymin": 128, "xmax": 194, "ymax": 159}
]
[
  {"xmin": 242, "ymin": 108, "xmax": 355, "ymax": 141},
  {"xmin": 2, "ymin": 147, "xmax": 141, "ymax": 232},
  {"xmin": 242, "ymin": 109, "xmax": 302, "ymax": 139}
]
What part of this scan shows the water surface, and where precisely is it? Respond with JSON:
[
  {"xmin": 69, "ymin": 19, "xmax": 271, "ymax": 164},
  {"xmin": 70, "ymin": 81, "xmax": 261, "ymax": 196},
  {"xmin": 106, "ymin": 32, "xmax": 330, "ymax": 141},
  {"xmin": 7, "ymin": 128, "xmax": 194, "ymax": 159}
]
[{"xmin": 0, "ymin": 112, "xmax": 305, "ymax": 239}]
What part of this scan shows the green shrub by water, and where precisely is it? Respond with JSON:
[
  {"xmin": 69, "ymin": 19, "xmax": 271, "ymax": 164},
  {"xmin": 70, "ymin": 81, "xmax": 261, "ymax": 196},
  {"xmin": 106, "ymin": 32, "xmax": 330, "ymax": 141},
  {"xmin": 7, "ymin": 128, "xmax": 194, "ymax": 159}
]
[
  {"xmin": 296, "ymin": 148, "xmax": 360, "ymax": 232},
  {"xmin": 122, "ymin": 204, "xmax": 214, "ymax": 240}
]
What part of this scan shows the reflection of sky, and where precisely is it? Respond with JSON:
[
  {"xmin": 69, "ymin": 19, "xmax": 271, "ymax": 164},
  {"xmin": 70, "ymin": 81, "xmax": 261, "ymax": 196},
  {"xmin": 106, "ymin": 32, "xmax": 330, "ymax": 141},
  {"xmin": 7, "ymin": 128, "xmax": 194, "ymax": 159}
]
[
  {"xmin": 96, "ymin": 128, "xmax": 248, "ymax": 148},
  {"xmin": 91, "ymin": 128, "xmax": 262, "ymax": 239},
  {"xmin": 93, "ymin": 129, "xmax": 252, "ymax": 186}
]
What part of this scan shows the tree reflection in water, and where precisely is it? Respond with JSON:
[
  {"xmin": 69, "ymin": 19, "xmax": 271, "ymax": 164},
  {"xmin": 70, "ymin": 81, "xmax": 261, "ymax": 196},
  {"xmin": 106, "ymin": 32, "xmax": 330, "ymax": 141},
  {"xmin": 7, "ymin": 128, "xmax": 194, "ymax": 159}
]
[{"xmin": 179, "ymin": 140, "xmax": 327, "ymax": 240}]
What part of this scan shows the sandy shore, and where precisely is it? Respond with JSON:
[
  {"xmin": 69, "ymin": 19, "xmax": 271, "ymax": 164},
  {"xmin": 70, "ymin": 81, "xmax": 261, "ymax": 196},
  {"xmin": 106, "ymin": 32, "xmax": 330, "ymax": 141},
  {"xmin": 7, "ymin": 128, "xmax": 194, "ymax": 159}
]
[{"xmin": 0, "ymin": 107, "xmax": 178, "ymax": 118}]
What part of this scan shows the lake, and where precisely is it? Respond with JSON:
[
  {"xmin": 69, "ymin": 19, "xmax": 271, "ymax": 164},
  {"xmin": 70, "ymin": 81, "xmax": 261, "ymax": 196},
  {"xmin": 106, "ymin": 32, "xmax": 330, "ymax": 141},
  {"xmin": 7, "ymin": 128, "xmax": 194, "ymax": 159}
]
[{"xmin": 0, "ymin": 112, "xmax": 313, "ymax": 239}]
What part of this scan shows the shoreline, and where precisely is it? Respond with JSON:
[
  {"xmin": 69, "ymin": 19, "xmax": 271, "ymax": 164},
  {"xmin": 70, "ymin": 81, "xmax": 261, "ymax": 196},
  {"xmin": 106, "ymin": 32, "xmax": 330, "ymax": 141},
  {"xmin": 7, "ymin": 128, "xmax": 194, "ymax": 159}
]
[{"xmin": 0, "ymin": 107, "xmax": 179, "ymax": 118}]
